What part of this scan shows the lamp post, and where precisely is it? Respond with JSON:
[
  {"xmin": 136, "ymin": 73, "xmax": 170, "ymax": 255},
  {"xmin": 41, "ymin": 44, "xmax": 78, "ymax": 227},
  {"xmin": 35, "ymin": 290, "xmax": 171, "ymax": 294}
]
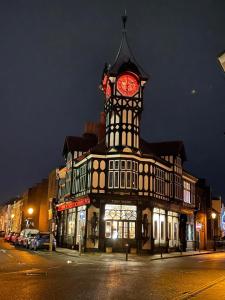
[{"xmin": 211, "ymin": 212, "xmax": 217, "ymax": 251}]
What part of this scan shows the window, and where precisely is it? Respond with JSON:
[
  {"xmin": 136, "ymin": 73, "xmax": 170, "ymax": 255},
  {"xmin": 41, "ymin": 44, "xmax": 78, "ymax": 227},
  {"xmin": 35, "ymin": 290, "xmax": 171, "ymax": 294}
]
[
  {"xmin": 186, "ymin": 224, "xmax": 194, "ymax": 241},
  {"xmin": 184, "ymin": 181, "xmax": 191, "ymax": 203},
  {"xmin": 174, "ymin": 175, "xmax": 183, "ymax": 200},
  {"xmin": 155, "ymin": 168, "xmax": 166, "ymax": 195},
  {"xmin": 168, "ymin": 222, "xmax": 172, "ymax": 240},
  {"xmin": 104, "ymin": 204, "xmax": 137, "ymax": 239},
  {"xmin": 154, "ymin": 220, "xmax": 158, "ymax": 239},
  {"xmin": 174, "ymin": 223, "xmax": 178, "ymax": 240},
  {"xmin": 161, "ymin": 221, "xmax": 164, "ymax": 240},
  {"xmin": 108, "ymin": 160, "xmax": 138, "ymax": 189}
]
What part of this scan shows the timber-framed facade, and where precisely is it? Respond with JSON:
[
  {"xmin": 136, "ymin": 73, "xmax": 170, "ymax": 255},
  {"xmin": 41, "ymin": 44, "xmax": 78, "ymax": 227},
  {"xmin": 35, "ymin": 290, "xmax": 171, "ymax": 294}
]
[{"xmin": 56, "ymin": 17, "xmax": 198, "ymax": 254}]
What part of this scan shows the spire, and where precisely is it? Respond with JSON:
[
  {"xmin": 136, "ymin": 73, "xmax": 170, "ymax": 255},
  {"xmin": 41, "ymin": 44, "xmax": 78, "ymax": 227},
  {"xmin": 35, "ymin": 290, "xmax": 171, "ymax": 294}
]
[
  {"xmin": 109, "ymin": 13, "xmax": 148, "ymax": 79},
  {"xmin": 122, "ymin": 9, "xmax": 127, "ymax": 31}
]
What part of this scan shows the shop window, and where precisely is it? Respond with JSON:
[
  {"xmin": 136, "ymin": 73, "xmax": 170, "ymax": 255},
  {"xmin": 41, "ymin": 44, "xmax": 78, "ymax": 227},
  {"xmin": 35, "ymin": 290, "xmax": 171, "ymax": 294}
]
[
  {"xmin": 154, "ymin": 220, "xmax": 158, "ymax": 239},
  {"xmin": 105, "ymin": 221, "xmax": 111, "ymax": 238},
  {"xmin": 129, "ymin": 222, "xmax": 135, "ymax": 239},
  {"xmin": 104, "ymin": 205, "xmax": 137, "ymax": 239},
  {"xmin": 174, "ymin": 223, "xmax": 178, "ymax": 240},
  {"xmin": 161, "ymin": 221, "xmax": 164, "ymax": 240},
  {"xmin": 168, "ymin": 222, "xmax": 172, "ymax": 240}
]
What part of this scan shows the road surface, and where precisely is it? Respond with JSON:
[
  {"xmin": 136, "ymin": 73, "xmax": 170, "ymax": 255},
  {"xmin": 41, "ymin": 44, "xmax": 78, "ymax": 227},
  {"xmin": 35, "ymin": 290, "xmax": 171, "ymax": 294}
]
[{"xmin": 0, "ymin": 238, "xmax": 225, "ymax": 300}]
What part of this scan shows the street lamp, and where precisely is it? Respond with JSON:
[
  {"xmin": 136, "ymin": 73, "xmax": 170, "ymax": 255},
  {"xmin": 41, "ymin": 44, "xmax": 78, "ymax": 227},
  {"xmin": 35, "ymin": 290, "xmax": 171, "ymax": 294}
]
[
  {"xmin": 26, "ymin": 207, "xmax": 34, "ymax": 228},
  {"xmin": 211, "ymin": 212, "xmax": 217, "ymax": 251},
  {"xmin": 27, "ymin": 207, "xmax": 34, "ymax": 215}
]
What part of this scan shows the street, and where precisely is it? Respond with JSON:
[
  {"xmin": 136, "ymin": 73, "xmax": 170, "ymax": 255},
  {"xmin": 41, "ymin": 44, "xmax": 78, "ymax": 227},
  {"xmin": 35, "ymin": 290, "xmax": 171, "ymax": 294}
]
[{"xmin": 0, "ymin": 238, "xmax": 225, "ymax": 300}]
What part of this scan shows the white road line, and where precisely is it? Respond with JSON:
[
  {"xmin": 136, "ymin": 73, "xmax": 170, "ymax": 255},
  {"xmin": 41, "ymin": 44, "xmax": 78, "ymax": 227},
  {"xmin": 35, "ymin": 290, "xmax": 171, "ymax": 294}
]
[
  {"xmin": 175, "ymin": 275, "xmax": 225, "ymax": 300},
  {"xmin": 0, "ymin": 268, "xmax": 41, "ymax": 276}
]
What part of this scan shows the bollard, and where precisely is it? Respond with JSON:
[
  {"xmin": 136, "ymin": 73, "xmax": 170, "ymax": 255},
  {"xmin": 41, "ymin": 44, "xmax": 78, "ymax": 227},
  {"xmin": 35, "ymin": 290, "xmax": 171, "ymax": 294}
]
[
  {"xmin": 161, "ymin": 247, "xmax": 163, "ymax": 258},
  {"xmin": 125, "ymin": 243, "xmax": 129, "ymax": 261}
]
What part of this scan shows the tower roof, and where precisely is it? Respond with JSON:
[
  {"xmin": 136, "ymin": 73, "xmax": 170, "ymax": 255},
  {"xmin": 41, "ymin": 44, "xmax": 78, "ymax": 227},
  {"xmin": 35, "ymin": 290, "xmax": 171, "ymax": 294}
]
[{"xmin": 108, "ymin": 14, "xmax": 148, "ymax": 79}]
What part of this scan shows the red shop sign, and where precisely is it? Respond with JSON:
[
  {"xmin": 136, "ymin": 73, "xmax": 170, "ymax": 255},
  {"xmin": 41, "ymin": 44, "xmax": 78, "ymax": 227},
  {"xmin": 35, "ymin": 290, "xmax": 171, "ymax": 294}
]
[{"xmin": 57, "ymin": 197, "xmax": 90, "ymax": 211}]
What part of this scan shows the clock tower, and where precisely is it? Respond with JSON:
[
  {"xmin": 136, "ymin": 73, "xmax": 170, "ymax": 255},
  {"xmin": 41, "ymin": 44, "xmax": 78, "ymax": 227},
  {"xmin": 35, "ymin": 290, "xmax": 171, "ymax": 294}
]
[{"xmin": 101, "ymin": 14, "xmax": 148, "ymax": 152}]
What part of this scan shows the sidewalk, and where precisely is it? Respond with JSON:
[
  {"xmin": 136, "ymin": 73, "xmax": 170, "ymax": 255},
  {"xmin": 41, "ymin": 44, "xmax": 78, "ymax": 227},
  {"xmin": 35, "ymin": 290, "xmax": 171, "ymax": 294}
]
[{"xmin": 55, "ymin": 247, "xmax": 224, "ymax": 261}]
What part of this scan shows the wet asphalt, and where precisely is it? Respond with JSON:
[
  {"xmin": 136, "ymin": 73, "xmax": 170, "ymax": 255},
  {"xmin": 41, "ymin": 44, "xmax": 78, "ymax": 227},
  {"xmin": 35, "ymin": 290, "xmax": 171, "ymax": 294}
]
[{"xmin": 0, "ymin": 238, "xmax": 225, "ymax": 300}]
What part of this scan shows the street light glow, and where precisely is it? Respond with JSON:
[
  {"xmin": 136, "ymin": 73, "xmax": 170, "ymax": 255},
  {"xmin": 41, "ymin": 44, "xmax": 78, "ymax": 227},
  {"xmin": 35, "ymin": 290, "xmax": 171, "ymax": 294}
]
[
  {"xmin": 27, "ymin": 207, "xmax": 34, "ymax": 215},
  {"xmin": 211, "ymin": 212, "xmax": 217, "ymax": 219}
]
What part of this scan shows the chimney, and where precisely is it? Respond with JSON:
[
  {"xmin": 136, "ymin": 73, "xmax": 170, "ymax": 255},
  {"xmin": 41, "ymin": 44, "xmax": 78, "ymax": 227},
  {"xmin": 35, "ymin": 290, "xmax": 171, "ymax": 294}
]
[
  {"xmin": 83, "ymin": 112, "xmax": 105, "ymax": 143},
  {"xmin": 97, "ymin": 112, "xmax": 106, "ymax": 143}
]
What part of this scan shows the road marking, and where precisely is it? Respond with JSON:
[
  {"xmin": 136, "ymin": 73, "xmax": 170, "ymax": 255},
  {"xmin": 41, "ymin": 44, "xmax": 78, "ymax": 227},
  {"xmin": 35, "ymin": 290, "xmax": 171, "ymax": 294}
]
[
  {"xmin": 175, "ymin": 275, "xmax": 225, "ymax": 299},
  {"xmin": 0, "ymin": 249, "xmax": 6, "ymax": 253},
  {"xmin": 0, "ymin": 268, "xmax": 41, "ymax": 276}
]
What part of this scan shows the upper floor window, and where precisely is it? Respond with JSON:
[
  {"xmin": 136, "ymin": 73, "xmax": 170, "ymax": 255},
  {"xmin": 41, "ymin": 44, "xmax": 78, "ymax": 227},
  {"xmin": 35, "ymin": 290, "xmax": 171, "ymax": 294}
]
[
  {"xmin": 183, "ymin": 181, "xmax": 191, "ymax": 204},
  {"xmin": 108, "ymin": 160, "xmax": 138, "ymax": 190},
  {"xmin": 155, "ymin": 168, "xmax": 166, "ymax": 195}
]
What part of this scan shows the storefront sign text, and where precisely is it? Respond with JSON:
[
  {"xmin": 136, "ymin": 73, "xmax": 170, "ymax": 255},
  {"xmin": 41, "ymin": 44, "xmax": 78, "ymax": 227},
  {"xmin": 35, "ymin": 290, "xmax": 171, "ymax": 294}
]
[{"xmin": 57, "ymin": 197, "xmax": 90, "ymax": 211}]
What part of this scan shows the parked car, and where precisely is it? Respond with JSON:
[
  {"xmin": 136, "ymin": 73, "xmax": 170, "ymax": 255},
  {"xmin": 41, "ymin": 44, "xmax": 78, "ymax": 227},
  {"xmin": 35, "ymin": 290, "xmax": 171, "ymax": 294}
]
[
  {"xmin": 24, "ymin": 232, "xmax": 39, "ymax": 248},
  {"xmin": 11, "ymin": 233, "xmax": 20, "ymax": 245},
  {"xmin": 4, "ymin": 232, "xmax": 14, "ymax": 242},
  {"xmin": 16, "ymin": 229, "xmax": 39, "ymax": 247},
  {"xmin": 0, "ymin": 230, "xmax": 5, "ymax": 237},
  {"xmin": 30, "ymin": 232, "xmax": 56, "ymax": 251}
]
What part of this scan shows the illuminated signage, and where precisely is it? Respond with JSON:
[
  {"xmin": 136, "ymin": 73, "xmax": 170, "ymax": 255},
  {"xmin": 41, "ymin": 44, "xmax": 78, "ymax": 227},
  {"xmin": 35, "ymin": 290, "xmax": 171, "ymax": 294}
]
[
  {"xmin": 57, "ymin": 197, "xmax": 90, "ymax": 211},
  {"xmin": 196, "ymin": 222, "xmax": 202, "ymax": 231}
]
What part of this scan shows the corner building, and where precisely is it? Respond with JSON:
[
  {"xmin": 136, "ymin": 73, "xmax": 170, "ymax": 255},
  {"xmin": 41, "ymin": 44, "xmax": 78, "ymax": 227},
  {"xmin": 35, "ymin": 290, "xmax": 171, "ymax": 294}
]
[{"xmin": 57, "ymin": 20, "xmax": 197, "ymax": 253}]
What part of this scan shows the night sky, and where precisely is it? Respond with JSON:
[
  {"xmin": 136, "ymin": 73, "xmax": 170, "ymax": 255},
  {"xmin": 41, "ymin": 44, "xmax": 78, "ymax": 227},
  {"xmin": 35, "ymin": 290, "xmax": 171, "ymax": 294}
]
[{"xmin": 0, "ymin": 0, "xmax": 225, "ymax": 204}]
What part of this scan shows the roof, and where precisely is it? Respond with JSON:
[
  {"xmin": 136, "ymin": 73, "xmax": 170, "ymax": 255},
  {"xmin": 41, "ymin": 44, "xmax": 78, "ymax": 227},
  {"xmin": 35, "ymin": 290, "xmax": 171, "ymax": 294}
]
[
  {"xmin": 108, "ymin": 16, "xmax": 148, "ymax": 79},
  {"xmin": 63, "ymin": 133, "xmax": 98, "ymax": 156},
  {"xmin": 140, "ymin": 139, "xmax": 187, "ymax": 161}
]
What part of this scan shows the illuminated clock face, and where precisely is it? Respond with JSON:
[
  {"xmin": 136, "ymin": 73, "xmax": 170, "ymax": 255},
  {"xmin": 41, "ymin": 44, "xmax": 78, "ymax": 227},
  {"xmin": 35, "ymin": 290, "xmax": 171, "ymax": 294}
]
[
  {"xmin": 117, "ymin": 73, "xmax": 139, "ymax": 97},
  {"xmin": 102, "ymin": 75, "xmax": 111, "ymax": 99},
  {"xmin": 106, "ymin": 82, "xmax": 111, "ymax": 98}
]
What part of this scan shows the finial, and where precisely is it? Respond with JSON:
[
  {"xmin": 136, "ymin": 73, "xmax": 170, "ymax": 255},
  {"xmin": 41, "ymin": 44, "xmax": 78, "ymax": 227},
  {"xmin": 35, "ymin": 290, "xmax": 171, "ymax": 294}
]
[{"xmin": 122, "ymin": 9, "xmax": 127, "ymax": 31}]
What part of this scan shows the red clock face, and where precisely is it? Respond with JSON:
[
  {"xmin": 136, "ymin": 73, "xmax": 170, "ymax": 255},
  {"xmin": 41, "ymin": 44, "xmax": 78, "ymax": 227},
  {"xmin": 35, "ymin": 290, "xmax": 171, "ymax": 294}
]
[
  {"xmin": 117, "ymin": 72, "xmax": 139, "ymax": 97},
  {"xmin": 102, "ymin": 75, "xmax": 111, "ymax": 99},
  {"xmin": 106, "ymin": 82, "xmax": 111, "ymax": 98}
]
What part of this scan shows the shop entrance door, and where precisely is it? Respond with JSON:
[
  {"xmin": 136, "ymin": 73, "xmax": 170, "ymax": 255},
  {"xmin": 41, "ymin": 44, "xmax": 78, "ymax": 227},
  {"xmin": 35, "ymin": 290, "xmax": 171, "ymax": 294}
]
[{"xmin": 104, "ymin": 204, "xmax": 137, "ymax": 251}]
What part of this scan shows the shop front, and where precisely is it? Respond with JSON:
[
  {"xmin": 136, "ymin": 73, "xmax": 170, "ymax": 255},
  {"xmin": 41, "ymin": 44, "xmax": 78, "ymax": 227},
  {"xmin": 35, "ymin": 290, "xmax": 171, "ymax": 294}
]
[
  {"xmin": 103, "ymin": 204, "xmax": 137, "ymax": 251},
  {"xmin": 57, "ymin": 197, "xmax": 90, "ymax": 249}
]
